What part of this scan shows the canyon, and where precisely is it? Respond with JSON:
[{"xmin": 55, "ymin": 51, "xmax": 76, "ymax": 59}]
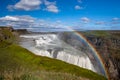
[{"xmin": 1, "ymin": 27, "xmax": 120, "ymax": 80}]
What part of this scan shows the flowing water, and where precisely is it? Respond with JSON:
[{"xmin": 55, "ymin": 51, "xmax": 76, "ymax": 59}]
[{"xmin": 19, "ymin": 33, "xmax": 97, "ymax": 73}]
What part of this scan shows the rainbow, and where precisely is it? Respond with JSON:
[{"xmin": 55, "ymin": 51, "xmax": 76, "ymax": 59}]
[{"xmin": 66, "ymin": 28, "xmax": 109, "ymax": 80}]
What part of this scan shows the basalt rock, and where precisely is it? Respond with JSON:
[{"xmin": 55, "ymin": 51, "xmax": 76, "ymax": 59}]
[
  {"xmin": 58, "ymin": 31, "xmax": 120, "ymax": 80},
  {"xmin": 84, "ymin": 31, "xmax": 120, "ymax": 80}
]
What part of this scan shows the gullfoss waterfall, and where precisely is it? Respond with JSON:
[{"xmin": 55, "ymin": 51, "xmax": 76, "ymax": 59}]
[{"xmin": 19, "ymin": 33, "xmax": 107, "ymax": 78}]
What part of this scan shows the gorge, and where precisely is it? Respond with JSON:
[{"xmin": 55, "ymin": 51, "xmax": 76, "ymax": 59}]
[{"xmin": 19, "ymin": 33, "xmax": 105, "ymax": 76}]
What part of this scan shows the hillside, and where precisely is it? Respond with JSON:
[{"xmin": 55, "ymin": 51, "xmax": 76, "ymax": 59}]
[{"xmin": 0, "ymin": 27, "xmax": 107, "ymax": 80}]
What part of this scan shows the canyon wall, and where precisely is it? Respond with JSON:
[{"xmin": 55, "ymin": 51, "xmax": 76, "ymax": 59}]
[
  {"xmin": 85, "ymin": 31, "xmax": 120, "ymax": 80},
  {"xmin": 58, "ymin": 31, "xmax": 120, "ymax": 80}
]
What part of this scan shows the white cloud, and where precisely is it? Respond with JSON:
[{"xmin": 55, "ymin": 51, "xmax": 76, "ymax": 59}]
[
  {"xmin": 7, "ymin": 0, "xmax": 42, "ymax": 11},
  {"xmin": 46, "ymin": 5, "xmax": 59, "ymax": 13},
  {"xmin": 75, "ymin": 5, "xmax": 82, "ymax": 10},
  {"xmin": 0, "ymin": 16, "xmax": 19, "ymax": 21},
  {"xmin": 0, "ymin": 15, "xmax": 68, "ymax": 30},
  {"xmin": 44, "ymin": 0, "xmax": 56, "ymax": 5},
  {"xmin": 95, "ymin": 21, "xmax": 105, "ymax": 25},
  {"xmin": 81, "ymin": 17, "xmax": 90, "ymax": 23},
  {"xmin": 77, "ymin": 0, "xmax": 82, "ymax": 3},
  {"xmin": 112, "ymin": 17, "xmax": 119, "ymax": 21},
  {"xmin": 44, "ymin": 0, "xmax": 59, "ymax": 13},
  {"xmin": 7, "ymin": 0, "xmax": 59, "ymax": 13},
  {"xmin": 7, "ymin": 5, "xmax": 14, "ymax": 11},
  {"xmin": 111, "ymin": 17, "xmax": 120, "ymax": 25},
  {"xmin": 35, "ymin": 19, "xmax": 66, "ymax": 29},
  {"xmin": 2, "ymin": 15, "xmax": 35, "ymax": 22},
  {"xmin": 15, "ymin": 0, "xmax": 42, "ymax": 11},
  {"xmin": 0, "ymin": 15, "xmax": 35, "ymax": 28}
]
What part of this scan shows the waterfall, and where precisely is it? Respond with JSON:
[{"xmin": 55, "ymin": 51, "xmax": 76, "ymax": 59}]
[
  {"xmin": 56, "ymin": 51, "xmax": 95, "ymax": 71},
  {"xmin": 20, "ymin": 34, "xmax": 96, "ymax": 72}
]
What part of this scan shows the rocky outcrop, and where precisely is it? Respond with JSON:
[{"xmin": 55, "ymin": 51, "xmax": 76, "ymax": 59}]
[
  {"xmin": 0, "ymin": 26, "xmax": 19, "ymax": 47},
  {"xmin": 0, "ymin": 26, "xmax": 13, "ymax": 41},
  {"xmin": 14, "ymin": 29, "xmax": 30, "ymax": 34}
]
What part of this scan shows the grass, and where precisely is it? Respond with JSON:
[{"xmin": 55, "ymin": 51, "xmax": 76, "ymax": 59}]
[
  {"xmin": 0, "ymin": 68, "xmax": 90, "ymax": 80},
  {"xmin": 82, "ymin": 30, "xmax": 110, "ymax": 37}
]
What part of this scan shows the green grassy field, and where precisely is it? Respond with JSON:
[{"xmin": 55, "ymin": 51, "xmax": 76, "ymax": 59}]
[{"xmin": 82, "ymin": 30, "xmax": 110, "ymax": 37}]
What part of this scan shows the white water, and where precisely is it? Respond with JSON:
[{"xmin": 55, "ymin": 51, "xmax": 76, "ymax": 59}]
[{"xmin": 20, "ymin": 34, "xmax": 96, "ymax": 72}]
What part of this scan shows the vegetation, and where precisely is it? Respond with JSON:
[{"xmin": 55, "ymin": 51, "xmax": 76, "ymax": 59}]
[
  {"xmin": 0, "ymin": 27, "xmax": 107, "ymax": 80},
  {"xmin": 0, "ymin": 27, "xmax": 18, "ymax": 48},
  {"xmin": 82, "ymin": 30, "xmax": 110, "ymax": 37}
]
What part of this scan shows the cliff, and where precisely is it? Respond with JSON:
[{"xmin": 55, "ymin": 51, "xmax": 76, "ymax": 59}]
[
  {"xmin": 14, "ymin": 29, "xmax": 30, "ymax": 34},
  {"xmin": 58, "ymin": 31, "xmax": 120, "ymax": 80},
  {"xmin": 83, "ymin": 31, "xmax": 120, "ymax": 80}
]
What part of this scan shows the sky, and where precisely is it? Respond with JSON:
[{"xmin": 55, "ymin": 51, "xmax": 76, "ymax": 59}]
[{"xmin": 0, "ymin": 0, "xmax": 120, "ymax": 31}]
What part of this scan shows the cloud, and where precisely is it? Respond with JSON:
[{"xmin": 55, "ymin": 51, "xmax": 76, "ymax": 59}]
[
  {"xmin": 7, "ymin": 0, "xmax": 59, "ymax": 13},
  {"xmin": 95, "ymin": 21, "xmax": 105, "ymax": 25},
  {"xmin": 1, "ymin": 15, "xmax": 120, "ymax": 30},
  {"xmin": 112, "ymin": 17, "xmax": 119, "ymax": 21},
  {"xmin": 44, "ymin": 0, "xmax": 55, "ymax": 5},
  {"xmin": 111, "ymin": 21, "xmax": 120, "ymax": 24},
  {"xmin": 75, "ymin": 5, "xmax": 82, "ymax": 10},
  {"xmin": 81, "ymin": 17, "xmax": 90, "ymax": 23},
  {"xmin": 0, "ymin": 15, "xmax": 35, "ymax": 22},
  {"xmin": 7, "ymin": 5, "xmax": 14, "ymax": 11},
  {"xmin": 0, "ymin": 15, "xmax": 35, "ymax": 28},
  {"xmin": 111, "ymin": 17, "xmax": 120, "ymax": 25},
  {"xmin": 44, "ymin": 0, "xmax": 59, "ymax": 13},
  {"xmin": 7, "ymin": 0, "xmax": 42, "ymax": 11},
  {"xmin": 0, "ymin": 15, "xmax": 68, "ymax": 31},
  {"xmin": 0, "ymin": 16, "xmax": 19, "ymax": 21},
  {"xmin": 45, "ymin": 5, "xmax": 59, "ymax": 13},
  {"xmin": 36, "ymin": 19, "xmax": 66, "ymax": 28},
  {"xmin": 77, "ymin": 0, "xmax": 82, "ymax": 3}
]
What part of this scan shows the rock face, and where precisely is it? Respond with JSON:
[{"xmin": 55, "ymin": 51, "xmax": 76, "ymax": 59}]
[{"xmin": 84, "ymin": 31, "xmax": 120, "ymax": 80}]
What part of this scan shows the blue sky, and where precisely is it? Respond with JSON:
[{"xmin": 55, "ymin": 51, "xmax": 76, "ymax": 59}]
[{"xmin": 0, "ymin": 0, "xmax": 120, "ymax": 31}]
